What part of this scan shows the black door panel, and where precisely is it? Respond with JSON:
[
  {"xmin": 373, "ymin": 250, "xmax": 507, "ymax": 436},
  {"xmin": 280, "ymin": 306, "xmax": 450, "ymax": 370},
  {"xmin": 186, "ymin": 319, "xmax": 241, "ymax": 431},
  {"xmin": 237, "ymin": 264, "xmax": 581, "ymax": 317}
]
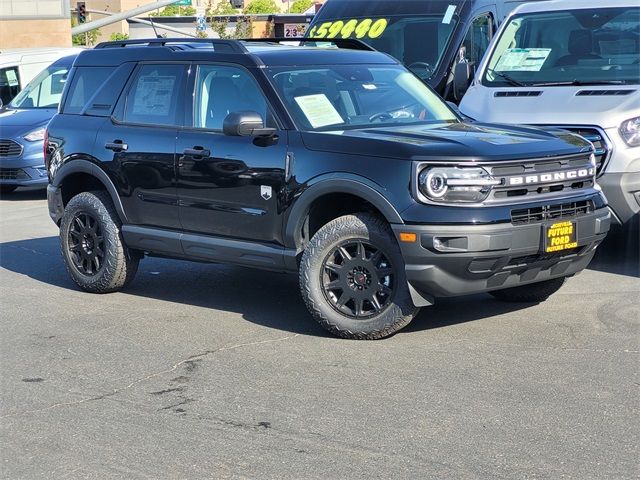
[
  {"xmin": 93, "ymin": 63, "xmax": 188, "ymax": 229},
  {"xmin": 176, "ymin": 131, "xmax": 287, "ymax": 243},
  {"xmin": 176, "ymin": 63, "xmax": 287, "ymax": 244},
  {"xmin": 94, "ymin": 123, "xmax": 179, "ymax": 228}
]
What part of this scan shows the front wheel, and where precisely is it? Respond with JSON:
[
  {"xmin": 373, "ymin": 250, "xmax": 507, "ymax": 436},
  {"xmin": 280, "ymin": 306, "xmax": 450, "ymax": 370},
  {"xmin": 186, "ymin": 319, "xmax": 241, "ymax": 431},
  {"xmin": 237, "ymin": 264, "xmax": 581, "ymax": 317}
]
[
  {"xmin": 60, "ymin": 191, "xmax": 139, "ymax": 293},
  {"xmin": 299, "ymin": 213, "xmax": 419, "ymax": 340},
  {"xmin": 489, "ymin": 277, "xmax": 566, "ymax": 303}
]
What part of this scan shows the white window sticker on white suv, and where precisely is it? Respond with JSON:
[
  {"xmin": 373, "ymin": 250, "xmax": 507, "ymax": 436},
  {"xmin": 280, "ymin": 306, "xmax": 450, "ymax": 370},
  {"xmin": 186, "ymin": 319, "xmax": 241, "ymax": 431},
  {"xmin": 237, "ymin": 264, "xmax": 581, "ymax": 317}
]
[
  {"xmin": 495, "ymin": 48, "xmax": 552, "ymax": 72},
  {"xmin": 294, "ymin": 94, "xmax": 344, "ymax": 128}
]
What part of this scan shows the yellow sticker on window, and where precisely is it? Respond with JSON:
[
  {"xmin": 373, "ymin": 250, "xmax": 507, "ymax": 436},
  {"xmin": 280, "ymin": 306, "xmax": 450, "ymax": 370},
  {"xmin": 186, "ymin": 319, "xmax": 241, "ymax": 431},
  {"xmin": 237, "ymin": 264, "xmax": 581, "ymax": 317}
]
[{"xmin": 308, "ymin": 18, "xmax": 389, "ymax": 40}]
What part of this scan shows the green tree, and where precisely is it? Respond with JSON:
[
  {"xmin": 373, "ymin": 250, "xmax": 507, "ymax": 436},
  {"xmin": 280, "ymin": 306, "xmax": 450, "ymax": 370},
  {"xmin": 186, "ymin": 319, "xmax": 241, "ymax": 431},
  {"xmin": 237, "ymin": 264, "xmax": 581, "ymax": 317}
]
[
  {"xmin": 208, "ymin": 1, "xmax": 251, "ymax": 39},
  {"xmin": 243, "ymin": 0, "xmax": 278, "ymax": 14},
  {"xmin": 150, "ymin": 4, "xmax": 197, "ymax": 16},
  {"xmin": 207, "ymin": 0, "xmax": 238, "ymax": 15},
  {"xmin": 71, "ymin": 17, "xmax": 100, "ymax": 46},
  {"xmin": 109, "ymin": 32, "xmax": 129, "ymax": 41},
  {"xmin": 290, "ymin": 0, "xmax": 313, "ymax": 13}
]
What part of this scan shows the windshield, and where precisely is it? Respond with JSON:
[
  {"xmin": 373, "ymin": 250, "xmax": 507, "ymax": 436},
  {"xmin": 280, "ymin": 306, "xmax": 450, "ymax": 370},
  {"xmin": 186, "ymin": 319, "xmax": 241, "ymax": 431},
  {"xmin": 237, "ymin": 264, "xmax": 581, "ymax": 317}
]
[
  {"xmin": 307, "ymin": 13, "xmax": 458, "ymax": 80},
  {"xmin": 9, "ymin": 63, "xmax": 69, "ymax": 109},
  {"xmin": 268, "ymin": 65, "xmax": 458, "ymax": 132},
  {"xmin": 483, "ymin": 6, "xmax": 640, "ymax": 86}
]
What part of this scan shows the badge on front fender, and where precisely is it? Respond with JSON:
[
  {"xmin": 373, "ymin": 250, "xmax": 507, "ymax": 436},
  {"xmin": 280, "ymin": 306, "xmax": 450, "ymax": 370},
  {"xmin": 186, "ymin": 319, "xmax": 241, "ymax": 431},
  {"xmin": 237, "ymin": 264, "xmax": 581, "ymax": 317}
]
[{"xmin": 261, "ymin": 186, "xmax": 272, "ymax": 200}]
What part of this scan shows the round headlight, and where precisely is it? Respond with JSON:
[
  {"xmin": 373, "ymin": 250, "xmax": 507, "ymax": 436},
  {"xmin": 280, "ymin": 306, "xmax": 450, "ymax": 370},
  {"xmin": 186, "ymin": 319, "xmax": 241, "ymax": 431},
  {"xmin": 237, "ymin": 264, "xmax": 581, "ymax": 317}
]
[
  {"xmin": 425, "ymin": 170, "xmax": 448, "ymax": 198},
  {"xmin": 418, "ymin": 166, "xmax": 499, "ymax": 203}
]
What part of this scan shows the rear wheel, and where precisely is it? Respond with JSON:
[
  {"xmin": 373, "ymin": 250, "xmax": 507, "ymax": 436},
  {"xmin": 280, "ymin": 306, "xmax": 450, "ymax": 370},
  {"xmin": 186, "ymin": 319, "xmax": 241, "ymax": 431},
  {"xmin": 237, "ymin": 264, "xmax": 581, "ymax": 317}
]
[
  {"xmin": 489, "ymin": 277, "xmax": 566, "ymax": 303},
  {"xmin": 0, "ymin": 185, "xmax": 17, "ymax": 194},
  {"xmin": 299, "ymin": 213, "xmax": 418, "ymax": 340},
  {"xmin": 60, "ymin": 191, "xmax": 139, "ymax": 293}
]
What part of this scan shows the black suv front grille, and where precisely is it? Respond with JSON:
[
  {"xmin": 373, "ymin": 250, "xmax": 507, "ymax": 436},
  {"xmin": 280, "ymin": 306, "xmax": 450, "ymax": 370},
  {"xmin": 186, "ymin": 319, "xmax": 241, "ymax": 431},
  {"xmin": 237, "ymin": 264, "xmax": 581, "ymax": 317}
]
[
  {"xmin": 0, "ymin": 140, "xmax": 23, "ymax": 157},
  {"xmin": 511, "ymin": 200, "xmax": 594, "ymax": 225},
  {"xmin": 0, "ymin": 168, "xmax": 22, "ymax": 180},
  {"xmin": 487, "ymin": 153, "xmax": 595, "ymax": 202}
]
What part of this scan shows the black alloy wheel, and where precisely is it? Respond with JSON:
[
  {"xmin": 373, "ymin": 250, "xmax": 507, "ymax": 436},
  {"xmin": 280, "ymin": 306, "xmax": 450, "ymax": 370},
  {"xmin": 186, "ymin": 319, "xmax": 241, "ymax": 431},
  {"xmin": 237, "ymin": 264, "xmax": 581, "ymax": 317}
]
[
  {"xmin": 67, "ymin": 212, "xmax": 105, "ymax": 276},
  {"xmin": 321, "ymin": 240, "xmax": 395, "ymax": 318},
  {"xmin": 60, "ymin": 191, "xmax": 139, "ymax": 293},
  {"xmin": 299, "ymin": 213, "xmax": 419, "ymax": 340}
]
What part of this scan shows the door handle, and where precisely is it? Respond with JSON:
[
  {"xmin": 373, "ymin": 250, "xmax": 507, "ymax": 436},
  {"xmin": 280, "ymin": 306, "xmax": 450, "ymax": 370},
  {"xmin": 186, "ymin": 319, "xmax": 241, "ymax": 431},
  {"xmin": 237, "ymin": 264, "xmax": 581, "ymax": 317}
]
[
  {"xmin": 105, "ymin": 140, "xmax": 128, "ymax": 151},
  {"xmin": 183, "ymin": 146, "xmax": 210, "ymax": 159}
]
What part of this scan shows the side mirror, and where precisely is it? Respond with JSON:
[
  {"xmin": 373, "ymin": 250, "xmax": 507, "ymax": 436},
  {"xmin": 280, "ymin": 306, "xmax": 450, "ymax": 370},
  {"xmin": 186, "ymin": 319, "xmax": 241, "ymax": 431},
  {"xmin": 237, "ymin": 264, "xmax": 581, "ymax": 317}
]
[
  {"xmin": 453, "ymin": 61, "xmax": 473, "ymax": 101},
  {"xmin": 223, "ymin": 111, "xmax": 276, "ymax": 137}
]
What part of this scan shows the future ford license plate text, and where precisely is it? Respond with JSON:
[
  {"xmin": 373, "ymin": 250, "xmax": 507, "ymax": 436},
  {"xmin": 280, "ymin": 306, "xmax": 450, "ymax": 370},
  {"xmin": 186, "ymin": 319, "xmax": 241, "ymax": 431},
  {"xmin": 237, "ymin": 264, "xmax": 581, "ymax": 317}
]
[{"xmin": 545, "ymin": 221, "xmax": 577, "ymax": 253}]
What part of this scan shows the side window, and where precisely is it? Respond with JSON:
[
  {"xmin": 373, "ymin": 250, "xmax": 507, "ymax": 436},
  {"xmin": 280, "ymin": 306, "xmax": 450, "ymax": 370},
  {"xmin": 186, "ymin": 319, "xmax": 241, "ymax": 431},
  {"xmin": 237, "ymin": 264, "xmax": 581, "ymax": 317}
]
[
  {"xmin": 0, "ymin": 66, "xmax": 20, "ymax": 105},
  {"xmin": 194, "ymin": 65, "xmax": 273, "ymax": 130},
  {"xmin": 123, "ymin": 64, "xmax": 186, "ymax": 127},
  {"xmin": 64, "ymin": 67, "xmax": 113, "ymax": 114},
  {"xmin": 461, "ymin": 13, "xmax": 494, "ymax": 64}
]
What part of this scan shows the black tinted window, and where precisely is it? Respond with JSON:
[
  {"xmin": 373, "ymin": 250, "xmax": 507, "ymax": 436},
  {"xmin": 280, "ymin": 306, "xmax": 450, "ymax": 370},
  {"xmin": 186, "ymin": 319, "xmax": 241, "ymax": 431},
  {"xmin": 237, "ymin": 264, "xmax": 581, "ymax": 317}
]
[
  {"xmin": 0, "ymin": 66, "xmax": 20, "ymax": 105},
  {"xmin": 64, "ymin": 67, "xmax": 112, "ymax": 114},
  {"xmin": 123, "ymin": 64, "xmax": 185, "ymax": 127}
]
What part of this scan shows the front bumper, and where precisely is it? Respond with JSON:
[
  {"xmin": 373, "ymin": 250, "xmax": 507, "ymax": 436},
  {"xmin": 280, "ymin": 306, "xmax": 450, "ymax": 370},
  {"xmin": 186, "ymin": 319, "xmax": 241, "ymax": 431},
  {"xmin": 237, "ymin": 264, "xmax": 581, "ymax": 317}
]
[
  {"xmin": 598, "ymin": 171, "xmax": 640, "ymax": 225},
  {"xmin": 0, "ymin": 144, "xmax": 48, "ymax": 187},
  {"xmin": 392, "ymin": 207, "xmax": 611, "ymax": 303}
]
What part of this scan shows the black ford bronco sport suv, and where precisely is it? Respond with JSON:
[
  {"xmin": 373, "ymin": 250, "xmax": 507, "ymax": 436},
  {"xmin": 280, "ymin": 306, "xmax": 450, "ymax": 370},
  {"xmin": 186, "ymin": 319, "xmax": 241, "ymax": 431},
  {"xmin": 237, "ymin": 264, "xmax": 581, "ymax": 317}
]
[{"xmin": 46, "ymin": 39, "xmax": 611, "ymax": 339}]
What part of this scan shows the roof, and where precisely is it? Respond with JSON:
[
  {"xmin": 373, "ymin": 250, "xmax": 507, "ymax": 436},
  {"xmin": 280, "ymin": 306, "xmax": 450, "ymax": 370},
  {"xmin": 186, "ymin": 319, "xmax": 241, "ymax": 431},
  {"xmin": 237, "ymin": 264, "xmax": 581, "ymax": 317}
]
[
  {"xmin": 75, "ymin": 39, "xmax": 398, "ymax": 68},
  {"xmin": 512, "ymin": 0, "xmax": 638, "ymax": 14},
  {"xmin": 0, "ymin": 47, "xmax": 84, "ymax": 65}
]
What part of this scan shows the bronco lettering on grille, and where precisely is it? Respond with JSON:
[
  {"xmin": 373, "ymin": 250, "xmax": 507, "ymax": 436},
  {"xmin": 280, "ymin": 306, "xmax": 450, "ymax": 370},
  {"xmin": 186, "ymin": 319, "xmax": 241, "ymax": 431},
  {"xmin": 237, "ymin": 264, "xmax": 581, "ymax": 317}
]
[{"xmin": 507, "ymin": 167, "xmax": 595, "ymax": 186}]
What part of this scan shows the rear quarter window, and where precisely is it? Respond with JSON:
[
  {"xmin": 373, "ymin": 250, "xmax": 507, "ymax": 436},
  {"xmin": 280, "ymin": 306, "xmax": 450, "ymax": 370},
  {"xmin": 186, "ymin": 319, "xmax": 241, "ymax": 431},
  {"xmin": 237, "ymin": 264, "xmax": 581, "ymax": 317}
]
[{"xmin": 63, "ymin": 66, "xmax": 113, "ymax": 114}]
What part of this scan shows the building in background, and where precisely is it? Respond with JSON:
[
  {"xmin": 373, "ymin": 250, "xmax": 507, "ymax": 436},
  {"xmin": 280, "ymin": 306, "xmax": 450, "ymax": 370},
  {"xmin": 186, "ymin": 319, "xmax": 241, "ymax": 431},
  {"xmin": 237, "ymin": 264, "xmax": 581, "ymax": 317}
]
[{"xmin": 0, "ymin": 0, "xmax": 72, "ymax": 48}]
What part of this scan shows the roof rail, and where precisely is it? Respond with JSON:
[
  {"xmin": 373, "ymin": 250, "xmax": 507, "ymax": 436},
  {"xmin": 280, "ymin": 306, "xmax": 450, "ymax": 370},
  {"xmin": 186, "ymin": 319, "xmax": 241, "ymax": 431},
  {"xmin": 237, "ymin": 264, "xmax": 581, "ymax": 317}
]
[
  {"xmin": 94, "ymin": 38, "xmax": 248, "ymax": 53},
  {"xmin": 93, "ymin": 37, "xmax": 376, "ymax": 53},
  {"xmin": 242, "ymin": 37, "xmax": 376, "ymax": 52}
]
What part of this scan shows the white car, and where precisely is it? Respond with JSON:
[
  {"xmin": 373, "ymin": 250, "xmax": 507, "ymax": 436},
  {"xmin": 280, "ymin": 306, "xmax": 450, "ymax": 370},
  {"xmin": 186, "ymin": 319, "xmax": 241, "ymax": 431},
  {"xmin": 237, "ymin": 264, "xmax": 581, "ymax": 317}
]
[
  {"xmin": 0, "ymin": 47, "xmax": 84, "ymax": 107},
  {"xmin": 459, "ymin": 0, "xmax": 639, "ymax": 226}
]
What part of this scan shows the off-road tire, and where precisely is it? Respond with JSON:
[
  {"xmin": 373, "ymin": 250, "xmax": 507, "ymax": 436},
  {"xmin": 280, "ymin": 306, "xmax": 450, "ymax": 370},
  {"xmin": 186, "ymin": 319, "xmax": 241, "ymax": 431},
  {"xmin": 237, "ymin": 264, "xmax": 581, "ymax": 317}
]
[
  {"xmin": 0, "ymin": 185, "xmax": 17, "ymax": 194},
  {"xmin": 299, "ymin": 213, "xmax": 419, "ymax": 340},
  {"xmin": 489, "ymin": 277, "xmax": 566, "ymax": 303},
  {"xmin": 60, "ymin": 190, "xmax": 139, "ymax": 293}
]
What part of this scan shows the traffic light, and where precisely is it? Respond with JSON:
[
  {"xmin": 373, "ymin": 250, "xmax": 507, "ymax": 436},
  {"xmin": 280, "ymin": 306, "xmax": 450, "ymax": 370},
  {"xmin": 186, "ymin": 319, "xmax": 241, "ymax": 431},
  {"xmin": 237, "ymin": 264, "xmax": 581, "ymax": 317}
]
[{"xmin": 76, "ymin": 2, "xmax": 86, "ymax": 24}]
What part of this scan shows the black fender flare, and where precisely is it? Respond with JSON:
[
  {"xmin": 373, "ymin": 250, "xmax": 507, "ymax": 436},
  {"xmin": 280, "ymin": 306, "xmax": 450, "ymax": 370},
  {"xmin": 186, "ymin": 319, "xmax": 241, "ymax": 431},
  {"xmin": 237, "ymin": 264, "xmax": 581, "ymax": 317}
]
[
  {"xmin": 284, "ymin": 177, "xmax": 404, "ymax": 250},
  {"xmin": 52, "ymin": 159, "xmax": 128, "ymax": 223}
]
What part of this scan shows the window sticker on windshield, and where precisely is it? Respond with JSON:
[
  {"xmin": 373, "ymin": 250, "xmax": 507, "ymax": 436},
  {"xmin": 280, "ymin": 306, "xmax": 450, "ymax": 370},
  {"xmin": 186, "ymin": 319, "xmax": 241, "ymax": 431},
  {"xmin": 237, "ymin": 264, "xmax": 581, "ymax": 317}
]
[
  {"xmin": 5, "ymin": 69, "xmax": 18, "ymax": 86},
  {"xmin": 442, "ymin": 5, "xmax": 456, "ymax": 24},
  {"xmin": 294, "ymin": 94, "xmax": 344, "ymax": 129},
  {"xmin": 495, "ymin": 48, "xmax": 552, "ymax": 72}
]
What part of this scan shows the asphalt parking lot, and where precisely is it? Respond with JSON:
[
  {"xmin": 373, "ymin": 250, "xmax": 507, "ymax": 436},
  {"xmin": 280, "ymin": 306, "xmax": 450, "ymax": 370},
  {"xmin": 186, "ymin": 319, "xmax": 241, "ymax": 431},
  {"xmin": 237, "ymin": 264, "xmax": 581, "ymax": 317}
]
[{"xmin": 0, "ymin": 188, "xmax": 638, "ymax": 480}]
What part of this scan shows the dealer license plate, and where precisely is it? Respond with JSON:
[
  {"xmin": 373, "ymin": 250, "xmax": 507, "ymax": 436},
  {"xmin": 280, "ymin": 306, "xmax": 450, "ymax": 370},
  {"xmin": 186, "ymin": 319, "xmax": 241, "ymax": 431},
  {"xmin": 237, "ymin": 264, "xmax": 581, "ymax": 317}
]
[{"xmin": 544, "ymin": 221, "xmax": 578, "ymax": 253}]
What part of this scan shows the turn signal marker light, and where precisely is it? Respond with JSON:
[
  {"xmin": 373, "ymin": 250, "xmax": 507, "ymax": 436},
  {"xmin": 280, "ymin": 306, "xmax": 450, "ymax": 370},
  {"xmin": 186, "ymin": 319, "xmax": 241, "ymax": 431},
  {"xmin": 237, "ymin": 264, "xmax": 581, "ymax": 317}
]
[{"xmin": 399, "ymin": 232, "xmax": 417, "ymax": 243}]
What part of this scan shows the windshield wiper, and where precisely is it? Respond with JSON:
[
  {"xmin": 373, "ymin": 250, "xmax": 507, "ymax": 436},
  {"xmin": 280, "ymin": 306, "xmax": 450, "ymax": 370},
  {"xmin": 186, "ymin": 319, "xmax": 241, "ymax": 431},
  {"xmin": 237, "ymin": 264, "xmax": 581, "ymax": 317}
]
[
  {"xmin": 530, "ymin": 79, "xmax": 628, "ymax": 87},
  {"xmin": 486, "ymin": 68, "xmax": 529, "ymax": 87}
]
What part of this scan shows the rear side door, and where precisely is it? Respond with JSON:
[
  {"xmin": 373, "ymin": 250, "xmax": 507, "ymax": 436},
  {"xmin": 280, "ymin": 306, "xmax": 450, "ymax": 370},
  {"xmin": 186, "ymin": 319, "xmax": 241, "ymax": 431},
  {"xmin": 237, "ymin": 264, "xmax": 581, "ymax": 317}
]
[
  {"xmin": 93, "ymin": 63, "xmax": 188, "ymax": 229},
  {"xmin": 175, "ymin": 63, "xmax": 288, "ymax": 244}
]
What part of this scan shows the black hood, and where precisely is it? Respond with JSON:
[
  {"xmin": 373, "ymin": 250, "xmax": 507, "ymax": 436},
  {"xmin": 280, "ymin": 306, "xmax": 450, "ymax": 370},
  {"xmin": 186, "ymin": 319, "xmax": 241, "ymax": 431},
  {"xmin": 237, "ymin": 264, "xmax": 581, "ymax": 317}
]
[{"xmin": 300, "ymin": 122, "xmax": 593, "ymax": 162}]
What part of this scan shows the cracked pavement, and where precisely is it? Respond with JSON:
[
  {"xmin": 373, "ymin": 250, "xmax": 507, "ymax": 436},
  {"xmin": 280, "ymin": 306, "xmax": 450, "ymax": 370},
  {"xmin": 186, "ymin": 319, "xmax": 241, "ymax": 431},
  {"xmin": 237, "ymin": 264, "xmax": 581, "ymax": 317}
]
[{"xmin": 1, "ymin": 189, "xmax": 638, "ymax": 479}]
